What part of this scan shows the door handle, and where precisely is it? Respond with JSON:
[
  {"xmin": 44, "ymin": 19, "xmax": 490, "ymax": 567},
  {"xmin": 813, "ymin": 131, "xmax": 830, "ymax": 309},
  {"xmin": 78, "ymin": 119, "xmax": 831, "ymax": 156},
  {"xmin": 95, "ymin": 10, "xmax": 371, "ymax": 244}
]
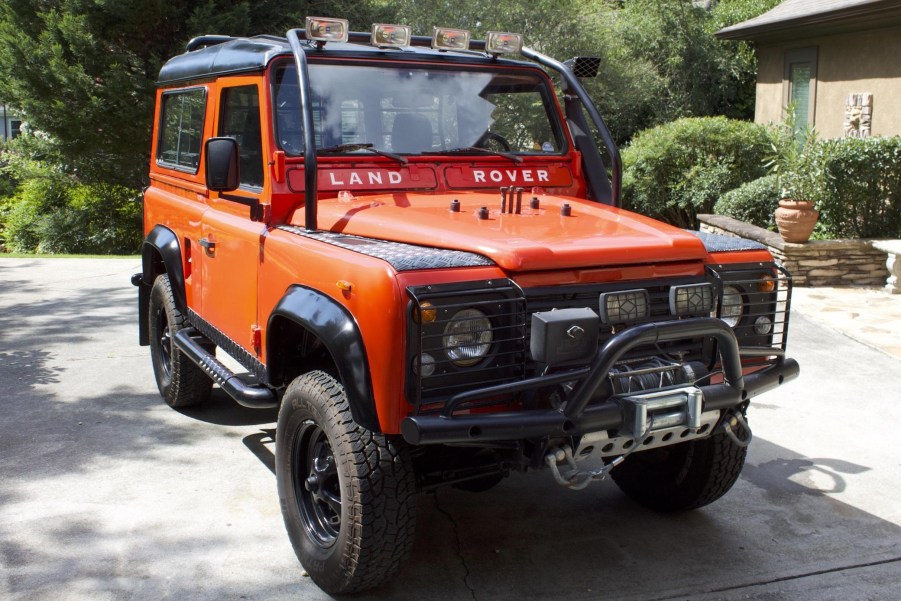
[{"xmin": 199, "ymin": 238, "xmax": 216, "ymax": 252}]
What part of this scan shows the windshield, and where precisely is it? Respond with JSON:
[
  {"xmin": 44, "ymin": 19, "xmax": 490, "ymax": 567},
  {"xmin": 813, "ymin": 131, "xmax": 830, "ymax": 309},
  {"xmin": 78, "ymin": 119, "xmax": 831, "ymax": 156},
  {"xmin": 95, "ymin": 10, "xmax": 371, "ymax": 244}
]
[{"xmin": 272, "ymin": 62, "xmax": 565, "ymax": 156}]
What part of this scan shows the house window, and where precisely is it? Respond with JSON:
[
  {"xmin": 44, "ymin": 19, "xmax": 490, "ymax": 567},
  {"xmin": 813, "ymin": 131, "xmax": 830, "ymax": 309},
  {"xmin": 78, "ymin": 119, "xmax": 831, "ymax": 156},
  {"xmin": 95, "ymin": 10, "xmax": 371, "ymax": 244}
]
[
  {"xmin": 10, "ymin": 120, "xmax": 21, "ymax": 139},
  {"xmin": 783, "ymin": 48, "xmax": 818, "ymax": 128},
  {"xmin": 157, "ymin": 88, "xmax": 207, "ymax": 172}
]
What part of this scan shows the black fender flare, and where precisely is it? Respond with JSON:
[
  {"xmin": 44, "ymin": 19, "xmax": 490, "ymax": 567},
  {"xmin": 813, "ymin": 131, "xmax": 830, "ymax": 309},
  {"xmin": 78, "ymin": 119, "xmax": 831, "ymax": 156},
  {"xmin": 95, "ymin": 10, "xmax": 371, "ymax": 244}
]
[
  {"xmin": 268, "ymin": 286, "xmax": 379, "ymax": 432},
  {"xmin": 142, "ymin": 225, "xmax": 187, "ymax": 313}
]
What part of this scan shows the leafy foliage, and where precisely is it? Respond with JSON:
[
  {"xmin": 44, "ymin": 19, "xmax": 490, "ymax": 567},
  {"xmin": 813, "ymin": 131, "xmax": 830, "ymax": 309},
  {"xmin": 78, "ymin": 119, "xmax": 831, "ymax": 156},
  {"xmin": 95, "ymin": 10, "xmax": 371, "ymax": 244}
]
[
  {"xmin": 815, "ymin": 137, "xmax": 901, "ymax": 239},
  {"xmin": 714, "ymin": 174, "xmax": 781, "ymax": 229},
  {"xmin": 622, "ymin": 117, "xmax": 770, "ymax": 228},
  {"xmin": 1, "ymin": 162, "xmax": 141, "ymax": 254}
]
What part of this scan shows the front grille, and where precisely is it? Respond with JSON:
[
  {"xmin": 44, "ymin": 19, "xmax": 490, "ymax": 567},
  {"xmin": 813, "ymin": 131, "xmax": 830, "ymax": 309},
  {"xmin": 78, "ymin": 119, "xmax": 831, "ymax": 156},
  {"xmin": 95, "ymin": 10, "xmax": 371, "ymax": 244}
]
[
  {"xmin": 524, "ymin": 276, "xmax": 709, "ymax": 364},
  {"xmin": 404, "ymin": 266, "xmax": 792, "ymax": 411}
]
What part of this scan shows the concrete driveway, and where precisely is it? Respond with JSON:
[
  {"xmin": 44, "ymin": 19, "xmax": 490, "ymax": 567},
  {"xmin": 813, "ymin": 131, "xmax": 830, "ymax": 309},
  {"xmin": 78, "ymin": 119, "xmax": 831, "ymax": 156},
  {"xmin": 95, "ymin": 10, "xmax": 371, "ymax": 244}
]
[{"xmin": 1, "ymin": 257, "xmax": 899, "ymax": 601}]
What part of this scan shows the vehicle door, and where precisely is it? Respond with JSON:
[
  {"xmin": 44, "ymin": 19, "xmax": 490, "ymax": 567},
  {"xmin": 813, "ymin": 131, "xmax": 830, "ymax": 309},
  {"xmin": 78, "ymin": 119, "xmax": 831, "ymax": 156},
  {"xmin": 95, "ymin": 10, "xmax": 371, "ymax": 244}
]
[{"xmin": 199, "ymin": 80, "xmax": 267, "ymax": 358}]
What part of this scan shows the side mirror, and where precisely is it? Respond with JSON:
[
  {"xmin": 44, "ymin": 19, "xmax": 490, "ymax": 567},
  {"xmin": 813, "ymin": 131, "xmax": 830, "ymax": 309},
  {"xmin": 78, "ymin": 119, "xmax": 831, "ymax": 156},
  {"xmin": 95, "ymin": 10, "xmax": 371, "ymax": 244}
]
[
  {"xmin": 205, "ymin": 137, "xmax": 240, "ymax": 191},
  {"xmin": 564, "ymin": 57, "xmax": 601, "ymax": 79}
]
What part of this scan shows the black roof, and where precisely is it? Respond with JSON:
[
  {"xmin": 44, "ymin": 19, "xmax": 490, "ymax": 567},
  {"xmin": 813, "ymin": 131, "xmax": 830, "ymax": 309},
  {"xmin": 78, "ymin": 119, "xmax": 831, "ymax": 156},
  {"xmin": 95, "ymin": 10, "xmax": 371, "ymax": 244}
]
[{"xmin": 157, "ymin": 34, "xmax": 528, "ymax": 85}]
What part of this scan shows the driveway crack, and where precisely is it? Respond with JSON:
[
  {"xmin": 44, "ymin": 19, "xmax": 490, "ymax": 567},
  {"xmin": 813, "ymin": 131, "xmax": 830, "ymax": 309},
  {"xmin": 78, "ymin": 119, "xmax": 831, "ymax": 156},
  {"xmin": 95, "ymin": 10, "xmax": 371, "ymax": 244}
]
[{"xmin": 433, "ymin": 492, "xmax": 478, "ymax": 601}]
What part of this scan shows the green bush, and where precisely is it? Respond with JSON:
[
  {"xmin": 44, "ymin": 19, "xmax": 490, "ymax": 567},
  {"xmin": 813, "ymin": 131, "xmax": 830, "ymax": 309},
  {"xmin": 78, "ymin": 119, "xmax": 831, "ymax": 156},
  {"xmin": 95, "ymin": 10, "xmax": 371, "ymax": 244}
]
[
  {"xmin": 2, "ymin": 175, "xmax": 141, "ymax": 254},
  {"xmin": 815, "ymin": 136, "xmax": 901, "ymax": 239},
  {"xmin": 622, "ymin": 117, "xmax": 771, "ymax": 229},
  {"xmin": 714, "ymin": 174, "xmax": 781, "ymax": 230}
]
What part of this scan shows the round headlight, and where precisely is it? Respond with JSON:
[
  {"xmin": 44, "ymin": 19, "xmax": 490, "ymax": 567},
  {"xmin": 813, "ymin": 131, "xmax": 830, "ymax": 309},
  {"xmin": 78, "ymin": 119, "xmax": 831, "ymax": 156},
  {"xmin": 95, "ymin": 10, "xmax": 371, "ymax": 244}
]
[
  {"xmin": 443, "ymin": 308, "xmax": 493, "ymax": 366},
  {"xmin": 720, "ymin": 286, "xmax": 743, "ymax": 327}
]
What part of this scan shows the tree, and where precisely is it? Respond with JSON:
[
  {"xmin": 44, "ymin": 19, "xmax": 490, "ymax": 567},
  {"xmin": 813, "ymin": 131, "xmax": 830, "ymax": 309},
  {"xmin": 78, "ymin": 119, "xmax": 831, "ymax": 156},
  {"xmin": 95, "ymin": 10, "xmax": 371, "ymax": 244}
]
[{"xmin": 0, "ymin": 0, "xmax": 388, "ymax": 188}]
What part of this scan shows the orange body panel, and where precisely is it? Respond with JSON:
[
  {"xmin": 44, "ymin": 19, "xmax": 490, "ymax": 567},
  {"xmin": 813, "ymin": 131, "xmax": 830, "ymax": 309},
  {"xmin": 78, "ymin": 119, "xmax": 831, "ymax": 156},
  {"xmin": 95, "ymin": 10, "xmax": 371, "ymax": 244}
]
[{"xmin": 144, "ymin": 54, "xmax": 779, "ymax": 436}]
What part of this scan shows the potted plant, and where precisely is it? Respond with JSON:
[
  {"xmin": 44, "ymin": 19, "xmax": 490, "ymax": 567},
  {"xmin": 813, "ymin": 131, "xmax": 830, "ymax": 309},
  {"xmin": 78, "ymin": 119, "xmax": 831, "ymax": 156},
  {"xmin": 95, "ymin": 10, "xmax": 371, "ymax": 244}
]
[{"xmin": 766, "ymin": 106, "xmax": 821, "ymax": 243}]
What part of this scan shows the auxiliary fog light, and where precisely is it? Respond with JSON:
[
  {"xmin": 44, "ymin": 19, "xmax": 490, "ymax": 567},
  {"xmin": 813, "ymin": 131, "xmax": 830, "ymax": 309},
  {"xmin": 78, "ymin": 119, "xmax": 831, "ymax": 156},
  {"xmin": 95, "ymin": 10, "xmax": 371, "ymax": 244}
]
[
  {"xmin": 443, "ymin": 309, "xmax": 492, "ymax": 366},
  {"xmin": 372, "ymin": 23, "xmax": 411, "ymax": 48},
  {"xmin": 414, "ymin": 353, "xmax": 436, "ymax": 377},
  {"xmin": 720, "ymin": 285, "xmax": 744, "ymax": 327},
  {"xmin": 669, "ymin": 283, "xmax": 714, "ymax": 317},
  {"xmin": 432, "ymin": 27, "xmax": 471, "ymax": 51},
  {"xmin": 486, "ymin": 32, "xmax": 523, "ymax": 55},
  {"xmin": 599, "ymin": 289, "xmax": 650, "ymax": 325},
  {"xmin": 754, "ymin": 315, "xmax": 773, "ymax": 335},
  {"xmin": 305, "ymin": 17, "xmax": 349, "ymax": 43}
]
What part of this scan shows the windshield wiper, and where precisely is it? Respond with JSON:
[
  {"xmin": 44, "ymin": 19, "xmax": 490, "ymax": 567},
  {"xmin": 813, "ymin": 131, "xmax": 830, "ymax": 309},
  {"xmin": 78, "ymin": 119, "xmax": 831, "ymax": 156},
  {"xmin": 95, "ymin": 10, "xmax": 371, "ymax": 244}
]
[
  {"xmin": 443, "ymin": 146, "xmax": 523, "ymax": 164},
  {"xmin": 316, "ymin": 143, "xmax": 408, "ymax": 165}
]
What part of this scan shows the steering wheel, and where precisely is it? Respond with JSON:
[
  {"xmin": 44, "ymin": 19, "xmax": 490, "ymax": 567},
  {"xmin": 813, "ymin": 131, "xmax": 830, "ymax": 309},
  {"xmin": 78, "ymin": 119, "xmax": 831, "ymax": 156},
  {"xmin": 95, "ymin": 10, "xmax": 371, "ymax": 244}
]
[{"xmin": 476, "ymin": 131, "xmax": 512, "ymax": 151}]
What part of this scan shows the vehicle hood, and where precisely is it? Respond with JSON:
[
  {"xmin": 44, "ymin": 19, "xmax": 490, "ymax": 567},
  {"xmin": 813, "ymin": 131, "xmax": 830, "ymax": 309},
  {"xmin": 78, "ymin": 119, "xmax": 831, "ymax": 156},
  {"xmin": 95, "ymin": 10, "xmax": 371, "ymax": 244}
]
[{"xmin": 298, "ymin": 192, "xmax": 708, "ymax": 272}]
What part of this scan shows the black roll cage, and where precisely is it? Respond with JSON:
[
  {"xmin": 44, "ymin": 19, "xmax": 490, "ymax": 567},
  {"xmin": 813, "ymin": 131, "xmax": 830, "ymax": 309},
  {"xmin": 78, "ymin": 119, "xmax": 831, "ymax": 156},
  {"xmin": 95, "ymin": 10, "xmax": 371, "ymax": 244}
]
[{"xmin": 284, "ymin": 28, "xmax": 623, "ymax": 232}]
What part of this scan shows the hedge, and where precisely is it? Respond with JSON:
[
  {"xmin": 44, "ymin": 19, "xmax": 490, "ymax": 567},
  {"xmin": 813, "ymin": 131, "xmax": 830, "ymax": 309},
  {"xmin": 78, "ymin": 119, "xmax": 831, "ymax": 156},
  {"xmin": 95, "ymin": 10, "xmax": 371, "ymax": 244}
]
[
  {"xmin": 713, "ymin": 174, "xmax": 780, "ymax": 230},
  {"xmin": 622, "ymin": 116, "xmax": 771, "ymax": 229},
  {"xmin": 815, "ymin": 136, "xmax": 901, "ymax": 239}
]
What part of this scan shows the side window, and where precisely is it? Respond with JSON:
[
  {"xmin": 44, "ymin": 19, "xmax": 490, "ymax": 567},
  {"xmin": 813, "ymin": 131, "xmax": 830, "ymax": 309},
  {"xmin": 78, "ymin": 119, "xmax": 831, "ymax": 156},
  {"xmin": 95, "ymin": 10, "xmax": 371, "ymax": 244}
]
[
  {"xmin": 218, "ymin": 85, "xmax": 264, "ymax": 189},
  {"xmin": 157, "ymin": 88, "xmax": 206, "ymax": 172}
]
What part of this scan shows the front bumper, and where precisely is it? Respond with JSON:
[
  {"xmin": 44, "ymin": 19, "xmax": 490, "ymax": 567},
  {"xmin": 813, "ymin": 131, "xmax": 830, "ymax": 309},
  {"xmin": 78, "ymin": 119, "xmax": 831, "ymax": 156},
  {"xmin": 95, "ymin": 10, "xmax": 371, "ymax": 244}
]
[{"xmin": 401, "ymin": 317, "xmax": 799, "ymax": 445}]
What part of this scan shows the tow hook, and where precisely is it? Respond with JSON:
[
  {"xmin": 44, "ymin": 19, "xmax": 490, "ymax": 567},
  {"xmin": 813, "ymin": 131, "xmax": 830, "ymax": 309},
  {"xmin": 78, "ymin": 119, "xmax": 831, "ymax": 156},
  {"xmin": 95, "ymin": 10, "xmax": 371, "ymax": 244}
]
[
  {"xmin": 544, "ymin": 444, "xmax": 628, "ymax": 491},
  {"xmin": 718, "ymin": 409, "xmax": 752, "ymax": 448}
]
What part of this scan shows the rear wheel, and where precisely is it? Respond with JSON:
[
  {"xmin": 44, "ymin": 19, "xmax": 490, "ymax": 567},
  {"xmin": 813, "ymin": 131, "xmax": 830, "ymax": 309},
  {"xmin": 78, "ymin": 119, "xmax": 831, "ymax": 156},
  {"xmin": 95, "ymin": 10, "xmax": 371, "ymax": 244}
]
[
  {"xmin": 276, "ymin": 371, "xmax": 417, "ymax": 594},
  {"xmin": 148, "ymin": 274, "xmax": 212, "ymax": 408},
  {"xmin": 611, "ymin": 427, "xmax": 747, "ymax": 512}
]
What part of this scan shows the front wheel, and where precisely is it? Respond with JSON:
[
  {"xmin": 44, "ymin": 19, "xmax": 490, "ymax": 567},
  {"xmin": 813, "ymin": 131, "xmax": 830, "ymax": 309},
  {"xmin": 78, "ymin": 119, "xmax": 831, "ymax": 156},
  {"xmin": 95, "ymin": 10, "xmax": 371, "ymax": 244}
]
[
  {"xmin": 610, "ymin": 425, "xmax": 748, "ymax": 512},
  {"xmin": 276, "ymin": 371, "xmax": 417, "ymax": 594},
  {"xmin": 148, "ymin": 274, "xmax": 213, "ymax": 408}
]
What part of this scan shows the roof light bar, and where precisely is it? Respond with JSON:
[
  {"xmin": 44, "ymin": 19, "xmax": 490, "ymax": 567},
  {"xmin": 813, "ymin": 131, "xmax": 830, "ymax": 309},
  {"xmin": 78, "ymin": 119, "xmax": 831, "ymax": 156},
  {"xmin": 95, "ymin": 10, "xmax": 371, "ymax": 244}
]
[
  {"xmin": 372, "ymin": 23, "xmax": 411, "ymax": 48},
  {"xmin": 432, "ymin": 27, "xmax": 470, "ymax": 51},
  {"xmin": 485, "ymin": 31, "xmax": 523, "ymax": 55},
  {"xmin": 305, "ymin": 17, "xmax": 348, "ymax": 43}
]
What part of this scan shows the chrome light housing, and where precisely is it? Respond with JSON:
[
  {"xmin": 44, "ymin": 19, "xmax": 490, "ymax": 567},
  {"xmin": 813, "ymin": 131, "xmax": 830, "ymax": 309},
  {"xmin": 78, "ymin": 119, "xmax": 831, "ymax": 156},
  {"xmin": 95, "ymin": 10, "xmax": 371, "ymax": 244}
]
[
  {"xmin": 371, "ymin": 23, "xmax": 411, "ymax": 48},
  {"xmin": 443, "ymin": 308, "xmax": 493, "ymax": 366},
  {"xmin": 486, "ymin": 31, "xmax": 523, "ymax": 56},
  {"xmin": 599, "ymin": 289, "xmax": 650, "ymax": 325},
  {"xmin": 432, "ymin": 27, "xmax": 471, "ymax": 51},
  {"xmin": 305, "ymin": 17, "xmax": 349, "ymax": 43}
]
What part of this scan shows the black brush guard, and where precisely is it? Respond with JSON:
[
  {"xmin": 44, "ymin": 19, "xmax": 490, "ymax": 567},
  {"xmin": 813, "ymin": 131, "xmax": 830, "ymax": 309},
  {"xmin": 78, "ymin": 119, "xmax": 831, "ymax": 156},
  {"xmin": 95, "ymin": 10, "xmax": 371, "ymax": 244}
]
[{"xmin": 401, "ymin": 317, "xmax": 799, "ymax": 445}]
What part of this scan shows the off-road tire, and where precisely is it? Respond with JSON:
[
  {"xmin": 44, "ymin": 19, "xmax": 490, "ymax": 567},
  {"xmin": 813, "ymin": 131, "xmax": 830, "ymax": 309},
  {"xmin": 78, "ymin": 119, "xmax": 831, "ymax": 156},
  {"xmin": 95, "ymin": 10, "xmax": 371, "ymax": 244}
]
[
  {"xmin": 610, "ymin": 427, "xmax": 747, "ymax": 512},
  {"xmin": 148, "ymin": 274, "xmax": 213, "ymax": 408},
  {"xmin": 276, "ymin": 371, "xmax": 417, "ymax": 594}
]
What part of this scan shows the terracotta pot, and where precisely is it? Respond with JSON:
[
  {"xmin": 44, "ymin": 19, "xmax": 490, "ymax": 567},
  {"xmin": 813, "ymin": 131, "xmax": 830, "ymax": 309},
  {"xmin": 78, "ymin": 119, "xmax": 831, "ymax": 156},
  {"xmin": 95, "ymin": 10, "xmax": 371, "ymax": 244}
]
[{"xmin": 775, "ymin": 199, "xmax": 819, "ymax": 243}]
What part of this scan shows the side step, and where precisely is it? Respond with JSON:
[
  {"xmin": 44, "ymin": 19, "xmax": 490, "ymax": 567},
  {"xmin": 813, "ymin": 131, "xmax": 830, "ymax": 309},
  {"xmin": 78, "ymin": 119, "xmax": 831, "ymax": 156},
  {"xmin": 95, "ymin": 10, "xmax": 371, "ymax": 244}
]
[{"xmin": 173, "ymin": 328, "xmax": 278, "ymax": 409}]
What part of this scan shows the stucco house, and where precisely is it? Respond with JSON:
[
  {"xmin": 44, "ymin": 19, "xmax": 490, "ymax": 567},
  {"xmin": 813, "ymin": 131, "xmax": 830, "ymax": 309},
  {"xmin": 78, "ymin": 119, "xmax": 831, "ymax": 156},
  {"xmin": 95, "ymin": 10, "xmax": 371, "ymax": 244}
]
[{"xmin": 716, "ymin": 0, "xmax": 901, "ymax": 138}]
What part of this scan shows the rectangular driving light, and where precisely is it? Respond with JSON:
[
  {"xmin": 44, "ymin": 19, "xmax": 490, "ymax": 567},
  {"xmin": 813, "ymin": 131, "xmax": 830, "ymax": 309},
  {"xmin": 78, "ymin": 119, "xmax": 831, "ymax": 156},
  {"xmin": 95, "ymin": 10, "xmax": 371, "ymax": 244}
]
[
  {"xmin": 372, "ymin": 23, "xmax": 411, "ymax": 48},
  {"xmin": 432, "ymin": 27, "xmax": 470, "ymax": 51},
  {"xmin": 486, "ymin": 32, "xmax": 523, "ymax": 56},
  {"xmin": 599, "ymin": 289, "xmax": 650, "ymax": 325},
  {"xmin": 669, "ymin": 283, "xmax": 714, "ymax": 317},
  {"xmin": 305, "ymin": 17, "xmax": 349, "ymax": 43}
]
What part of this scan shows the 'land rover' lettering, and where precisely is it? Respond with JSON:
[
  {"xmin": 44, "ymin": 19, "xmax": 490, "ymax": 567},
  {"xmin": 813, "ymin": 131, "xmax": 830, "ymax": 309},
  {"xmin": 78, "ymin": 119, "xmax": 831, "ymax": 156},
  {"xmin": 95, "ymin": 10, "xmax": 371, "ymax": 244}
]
[
  {"xmin": 287, "ymin": 167, "xmax": 439, "ymax": 192},
  {"xmin": 445, "ymin": 165, "xmax": 574, "ymax": 189}
]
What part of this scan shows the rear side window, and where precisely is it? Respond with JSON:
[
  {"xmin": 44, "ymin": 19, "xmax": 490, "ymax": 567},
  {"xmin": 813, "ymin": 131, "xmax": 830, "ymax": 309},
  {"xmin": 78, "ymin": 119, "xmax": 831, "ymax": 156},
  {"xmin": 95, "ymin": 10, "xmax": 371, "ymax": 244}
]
[{"xmin": 157, "ymin": 88, "xmax": 207, "ymax": 172}]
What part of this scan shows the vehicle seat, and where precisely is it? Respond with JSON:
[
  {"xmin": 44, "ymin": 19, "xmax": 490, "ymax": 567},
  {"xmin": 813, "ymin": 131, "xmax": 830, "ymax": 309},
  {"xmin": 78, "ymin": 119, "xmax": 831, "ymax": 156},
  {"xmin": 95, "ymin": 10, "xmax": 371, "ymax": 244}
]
[{"xmin": 391, "ymin": 113, "xmax": 433, "ymax": 153}]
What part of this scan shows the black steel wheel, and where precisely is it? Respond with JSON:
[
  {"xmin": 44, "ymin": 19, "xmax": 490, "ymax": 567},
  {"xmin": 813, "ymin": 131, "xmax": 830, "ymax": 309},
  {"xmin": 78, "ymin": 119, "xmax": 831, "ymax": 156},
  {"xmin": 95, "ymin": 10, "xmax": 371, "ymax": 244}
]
[
  {"xmin": 148, "ymin": 274, "xmax": 212, "ymax": 408},
  {"xmin": 276, "ymin": 371, "xmax": 417, "ymax": 594},
  {"xmin": 611, "ymin": 425, "xmax": 748, "ymax": 512},
  {"xmin": 295, "ymin": 421, "xmax": 341, "ymax": 546}
]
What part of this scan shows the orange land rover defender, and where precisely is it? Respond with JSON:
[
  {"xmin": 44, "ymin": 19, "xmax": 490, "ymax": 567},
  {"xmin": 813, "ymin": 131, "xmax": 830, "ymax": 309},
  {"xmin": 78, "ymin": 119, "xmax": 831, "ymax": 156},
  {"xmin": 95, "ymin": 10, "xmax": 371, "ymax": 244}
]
[{"xmin": 134, "ymin": 18, "xmax": 800, "ymax": 594}]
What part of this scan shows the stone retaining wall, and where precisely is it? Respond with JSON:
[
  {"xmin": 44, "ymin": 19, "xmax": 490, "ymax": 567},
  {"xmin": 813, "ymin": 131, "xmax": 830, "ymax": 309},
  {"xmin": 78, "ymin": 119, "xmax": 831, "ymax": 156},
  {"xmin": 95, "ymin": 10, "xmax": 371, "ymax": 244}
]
[{"xmin": 697, "ymin": 214, "xmax": 889, "ymax": 287}]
